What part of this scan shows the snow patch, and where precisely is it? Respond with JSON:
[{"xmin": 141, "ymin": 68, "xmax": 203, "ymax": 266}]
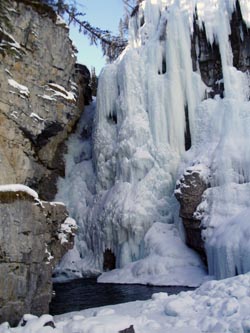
[
  {"xmin": 47, "ymin": 83, "xmax": 76, "ymax": 101},
  {"xmin": 58, "ymin": 217, "xmax": 77, "ymax": 245},
  {"xmin": 30, "ymin": 113, "xmax": 44, "ymax": 121},
  {"xmin": 8, "ymin": 79, "xmax": 30, "ymax": 98}
]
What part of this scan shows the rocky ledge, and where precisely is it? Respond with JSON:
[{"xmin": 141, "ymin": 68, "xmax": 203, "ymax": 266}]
[
  {"xmin": 0, "ymin": 185, "xmax": 76, "ymax": 326},
  {"xmin": 175, "ymin": 166, "xmax": 210, "ymax": 263}
]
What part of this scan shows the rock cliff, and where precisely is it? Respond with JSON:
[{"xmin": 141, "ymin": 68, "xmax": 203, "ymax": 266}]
[
  {"xmin": 0, "ymin": 0, "xmax": 91, "ymax": 201},
  {"xmin": 0, "ymin": 186, "xmax": 76, "ymax": 326},
  {"xmin": 0, "ymin": 0, "xmax": 90, "ymax": 325}
]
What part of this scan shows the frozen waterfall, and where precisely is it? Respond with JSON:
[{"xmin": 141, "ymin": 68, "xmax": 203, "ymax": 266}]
[{"xmin": 55, "ymin": 0, "xmax": 250, "ymax": 283}]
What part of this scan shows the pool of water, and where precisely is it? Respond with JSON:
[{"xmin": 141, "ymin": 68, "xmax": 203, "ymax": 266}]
[{"xmin": 50, "ymin": 278, "xmax": 194, "ymax": 315}]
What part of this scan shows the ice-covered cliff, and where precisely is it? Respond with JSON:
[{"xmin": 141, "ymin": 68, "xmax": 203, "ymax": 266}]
[{"xmin": 56, "ymin": 0, "xmax": 250, "ymax": 283}]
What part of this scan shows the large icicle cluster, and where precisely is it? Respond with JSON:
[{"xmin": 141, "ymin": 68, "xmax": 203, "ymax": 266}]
[
  {"xmin": 56, "ymin": 0, "xmax": 250, "ymax": 282},
  {"xmin": 172, "ymin": 0, "xmax": 250, "ymax": 279}
]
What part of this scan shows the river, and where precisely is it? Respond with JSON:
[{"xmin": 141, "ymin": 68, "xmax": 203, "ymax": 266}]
[{"xmin": 50, "ymin": 278, "xmax": 194, "ymax": 315}]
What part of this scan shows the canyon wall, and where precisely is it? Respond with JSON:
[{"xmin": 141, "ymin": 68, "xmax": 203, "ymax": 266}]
[
  {"xmin": 0, "ymin": 0, "xmax": 91, "ymax": 200},
  {"xmin": 0, "ymin": 186, "xmax": 76, "ymax": 325},
  {"xmin": 0, "ymin": 0, "xmax": 90, "ymax": 324}
]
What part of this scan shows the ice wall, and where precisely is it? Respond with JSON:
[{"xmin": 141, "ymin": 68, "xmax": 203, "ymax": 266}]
[
  {"xmin": 174, "ymin": 1, "xmax": 250, "ymax": 279},
  {"xmin": 56, "ymin": 0, "xmax": 250, "ymax": 281},
  {"xmin": 86, "ymin": 0, "xmax": 208, "ymax": 275}
]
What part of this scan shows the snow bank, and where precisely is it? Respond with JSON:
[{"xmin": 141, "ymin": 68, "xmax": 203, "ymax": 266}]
[
  {"xmin": 2, "ymin": 273, "xmax": 250, "ymax": 332},
  {"xmin": 98, "ymin": 223, "xmax": 208, "ymax": 287}
]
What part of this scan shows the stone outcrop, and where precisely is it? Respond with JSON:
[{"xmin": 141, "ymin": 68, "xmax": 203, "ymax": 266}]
[
  {"xmin": 0, "ymin": 186, "xmax": 76, "ymax": 326},
  {"xmin": 175, "ymin": 168, "xmax": 208, "ymax": 263},
  {"xmin": 0, "ymin": 0, "xmax": 91, "ymax": 201}
]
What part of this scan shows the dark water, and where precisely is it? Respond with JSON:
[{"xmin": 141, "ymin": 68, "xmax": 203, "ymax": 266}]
[{"xmin": 50, "ymin": 278, "xmax": 194, "ymax": 315}]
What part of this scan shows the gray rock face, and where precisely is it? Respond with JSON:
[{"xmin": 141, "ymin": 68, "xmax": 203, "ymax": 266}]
[
  {"xmin": 0, "ymin": 0, "xmax": 86, "ymax": 325},
  {"xmin": 0, "ymin": 0, "xmax": 91, "ymax": 201},
  {"xmin": 0, "ymin": 187, "xmax": 76, "ymax": 326},
  {"xmin": 175, "ymin": 170, "xmax": 208, "ymax": 263}
]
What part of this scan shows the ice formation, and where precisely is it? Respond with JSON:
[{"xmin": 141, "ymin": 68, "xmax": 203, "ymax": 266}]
[
  {"xmin": 56, "ymin": 0, "xmax": 250, "ymax": 282},
  {"xmin": 98, "ymin": 223, "xmax": 207, "ymax": 286}
]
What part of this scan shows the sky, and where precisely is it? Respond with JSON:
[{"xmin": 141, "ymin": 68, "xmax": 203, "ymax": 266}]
[{"xmin": 69, "ymin": 0, "xmax": 125, "ymax": 75}]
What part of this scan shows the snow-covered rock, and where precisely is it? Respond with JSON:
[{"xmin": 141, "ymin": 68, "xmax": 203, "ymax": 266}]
[{"xmin": 175, "ymin": 165, "xmax": 210, "ymax": 262}]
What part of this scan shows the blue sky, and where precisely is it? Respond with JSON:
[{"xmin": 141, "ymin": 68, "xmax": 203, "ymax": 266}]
[{"xmin": 69, "ymin": 0, "xmax": 124, "ymax": 75}]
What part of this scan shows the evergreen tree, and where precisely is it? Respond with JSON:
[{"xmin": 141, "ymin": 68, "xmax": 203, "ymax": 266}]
[{"xmin": 41, "ymin": 0, "xmax": 143, "ymax": 61}]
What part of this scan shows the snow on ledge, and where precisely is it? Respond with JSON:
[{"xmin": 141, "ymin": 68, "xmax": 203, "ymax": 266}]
[
  {"xmin": 30, "ymin": 113, "xmax": 45, "ymax": 122},
  {"xmin": 0, "ymin": 184, "xmax": 38, "ymax": 200},
  {"xmin": 8, "ymin": 79, "xmax": 30, "ymax": 98},
  {"xmin": 47, "ymin": 83, "xmax": 76, "ymax": 101},
  {"xmin": 0, "ymin": 28, "xmax": 21, "ymax": 50}
]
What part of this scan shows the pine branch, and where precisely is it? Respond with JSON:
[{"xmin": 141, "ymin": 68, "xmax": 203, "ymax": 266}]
[{"xmin": 63, "ymin": 7, "xmax": 127, "ymax": 61}]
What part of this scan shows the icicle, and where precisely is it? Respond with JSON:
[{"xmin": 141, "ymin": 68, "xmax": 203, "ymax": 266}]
[{"xmin": 238, "ymin": 0, "xmax": 250, "ymax": 27}]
